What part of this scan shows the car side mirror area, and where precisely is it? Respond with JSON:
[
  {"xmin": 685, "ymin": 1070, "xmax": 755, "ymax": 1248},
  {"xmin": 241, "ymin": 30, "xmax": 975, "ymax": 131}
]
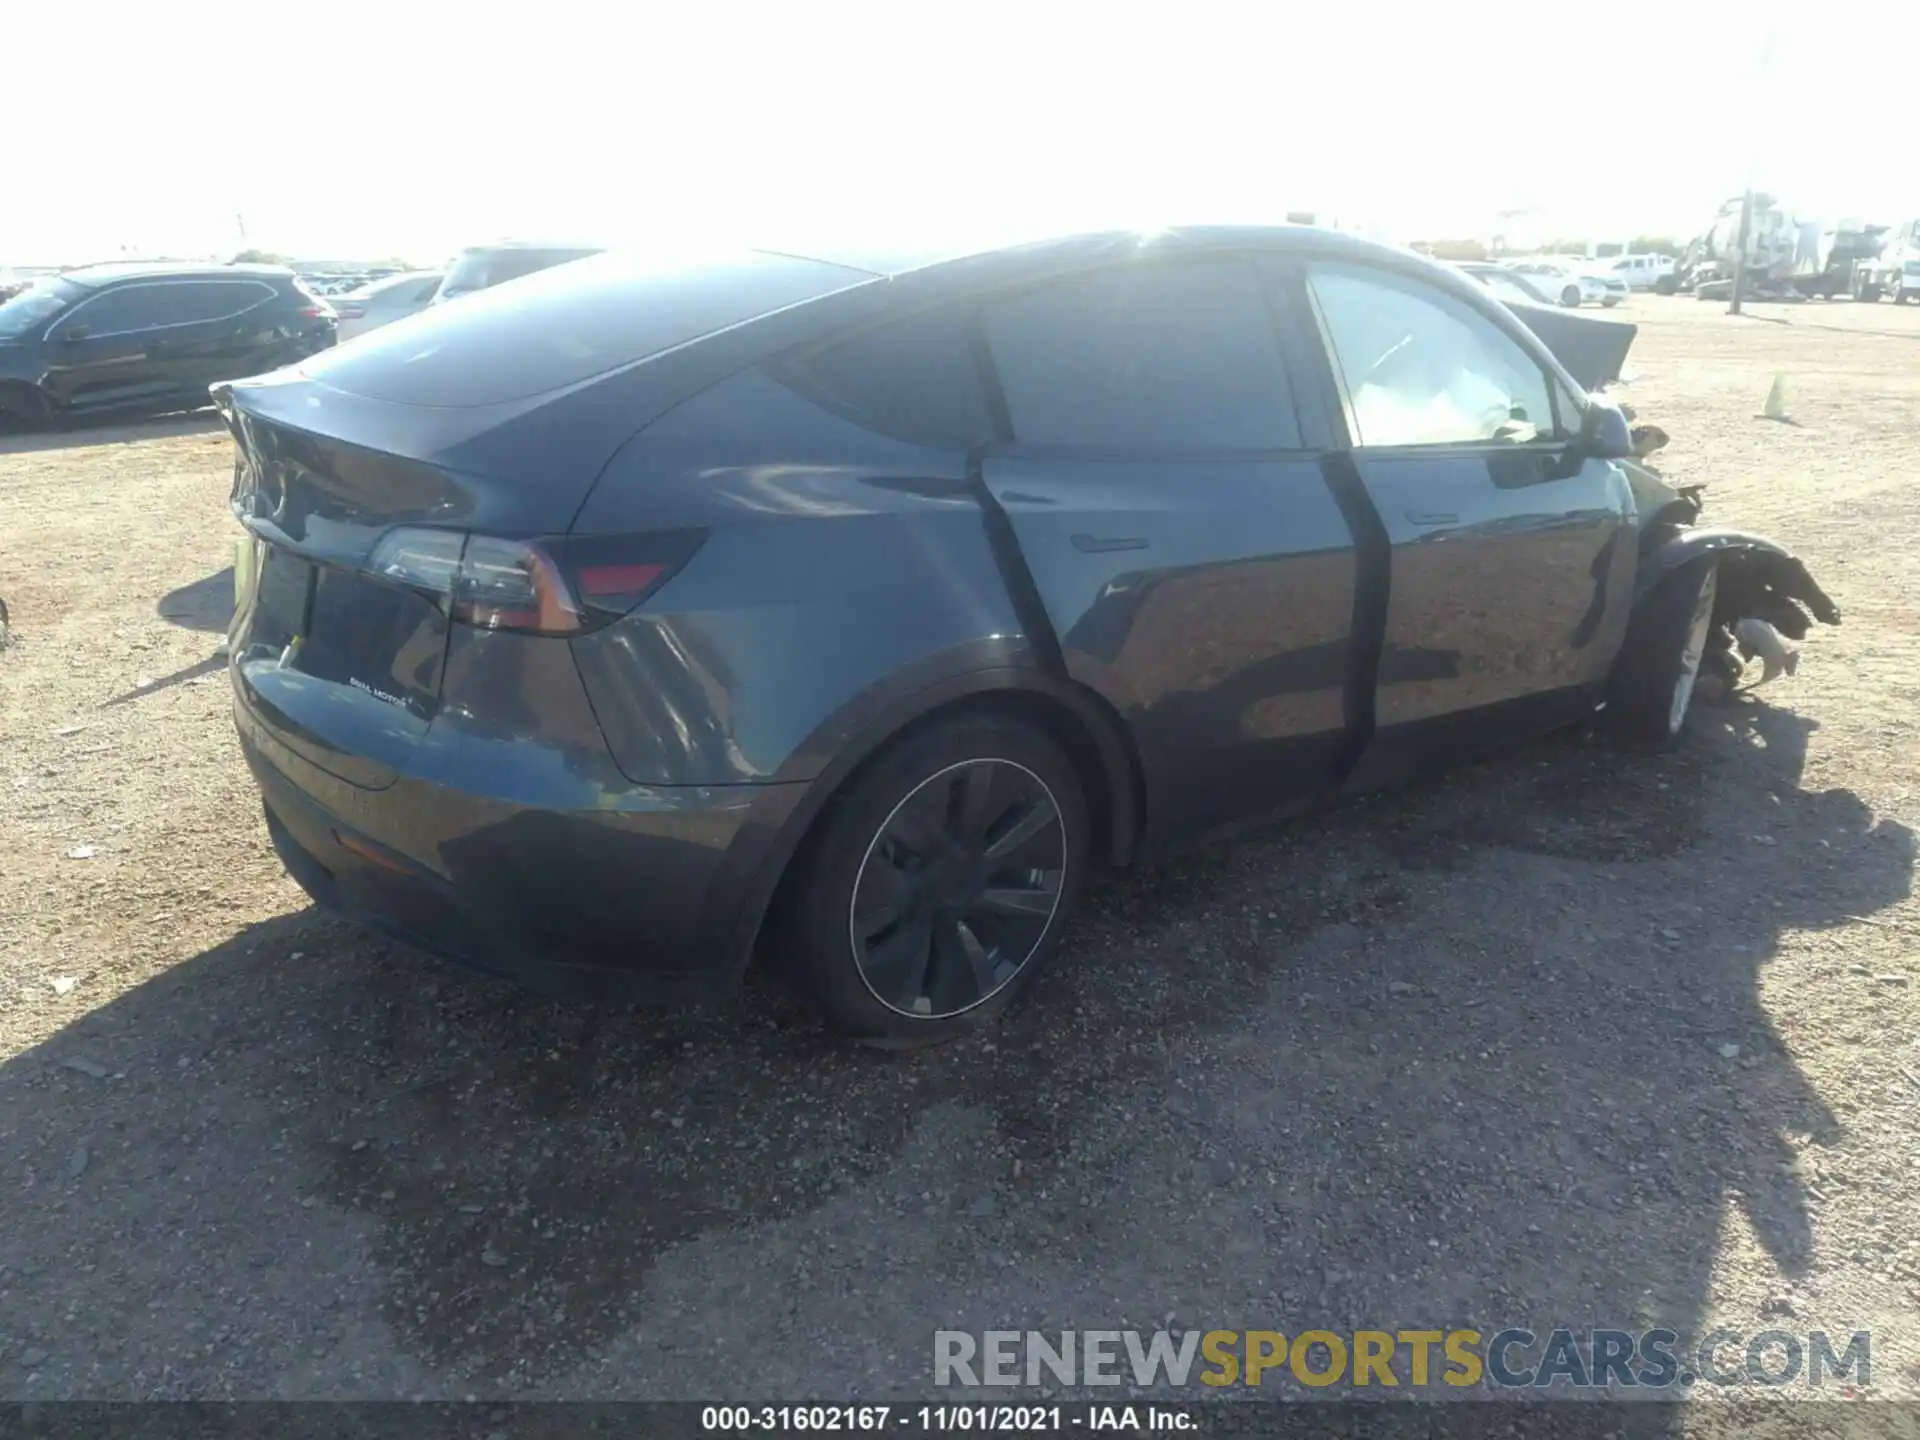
[{"xmin": 1580, "ymin": 398, "xmax": 1635, "ymax": 461}]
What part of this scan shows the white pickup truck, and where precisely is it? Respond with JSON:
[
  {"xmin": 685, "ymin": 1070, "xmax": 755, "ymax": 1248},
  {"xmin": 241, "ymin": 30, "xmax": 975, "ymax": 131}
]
[{"xmin": 1602, "ymin": 253, "xmax": 1677, "ymax": 291}]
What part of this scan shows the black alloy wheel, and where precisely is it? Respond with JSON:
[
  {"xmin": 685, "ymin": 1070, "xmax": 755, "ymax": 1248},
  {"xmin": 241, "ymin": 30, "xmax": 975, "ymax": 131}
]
[
  {"xmin": 788, "ymin": 713, "xmax": 1089, "ymax": 1045},
  {"xmin": 850, "ymin": 757, "xmax": 1065, "ymax": 1019}
]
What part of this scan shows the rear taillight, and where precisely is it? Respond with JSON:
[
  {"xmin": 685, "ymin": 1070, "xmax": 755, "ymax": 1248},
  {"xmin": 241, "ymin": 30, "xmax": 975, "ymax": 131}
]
[
  {"xmin": 452, "ymin": 535, "xmax": 582, "ymax": 633},
  {"xmin": 299, "ymin": 303, "xmax": 335, "ymax": 320},
  {"xmin": 364, "ymin": 528, "xmax": 702, "ymax": 635}
]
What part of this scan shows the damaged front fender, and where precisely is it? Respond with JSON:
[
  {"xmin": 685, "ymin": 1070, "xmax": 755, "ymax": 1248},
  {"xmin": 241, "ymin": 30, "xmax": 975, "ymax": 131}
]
[
  {"xmin": 1638, "ymin": 527, "xmax": 1841, "ymax": 637},
  {"xmin": 1636, "ymin": 528, "xmax": 1840, "ymax": 703}
]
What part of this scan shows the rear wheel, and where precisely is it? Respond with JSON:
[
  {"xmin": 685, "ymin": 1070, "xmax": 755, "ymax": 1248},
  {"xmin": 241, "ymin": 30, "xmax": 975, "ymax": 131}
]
[
  {"xmin": 1561, "ymin": 284, "xmax": 1582, "ymax": 307},
  {"xmin": 788, "ymin": 713, "xmax": 1089, "ymax": 1045},
  {"xmin": 1609, "ymin": 562, "xmax": 1719, "ymax": 744}
]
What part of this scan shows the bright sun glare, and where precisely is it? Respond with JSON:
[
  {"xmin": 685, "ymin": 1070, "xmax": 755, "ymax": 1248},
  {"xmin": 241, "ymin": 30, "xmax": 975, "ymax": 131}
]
[{"xmin": 6, "ymin": 0, "xmax": 1913, "ymax": 266}]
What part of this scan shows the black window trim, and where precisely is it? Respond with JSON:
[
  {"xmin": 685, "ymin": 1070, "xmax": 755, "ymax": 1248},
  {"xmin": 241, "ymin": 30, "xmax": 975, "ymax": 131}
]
[
  {"xmin": 971, "ymin": 252, "xmax": 1319, "ymax": 462},
  {"xmin": 47, "ymin": 278, "xmax": 279, "ymax": 341},
  {"xmin": 1292, "ymin": 254, "xmax": 1581, "ymax": 456}
]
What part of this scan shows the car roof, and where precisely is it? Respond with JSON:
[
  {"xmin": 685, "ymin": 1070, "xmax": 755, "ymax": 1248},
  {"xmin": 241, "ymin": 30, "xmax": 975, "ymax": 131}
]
[
  {"xmin": 758, "ymin": 223, "xmax": 1450, "ymax": 282},
  {"xmin": 63, "ymin": 262, "xmax": 293, "ymax": 288},
  {"xmin": 453, "ymin": 242, "xmax": 601, "ymax": 255}
]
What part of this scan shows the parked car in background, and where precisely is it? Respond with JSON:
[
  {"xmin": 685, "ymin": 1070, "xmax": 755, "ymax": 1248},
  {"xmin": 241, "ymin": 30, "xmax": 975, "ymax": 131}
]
[
  {"xmin": 1503, "ymin": 258, "xmax": 1623, "ymax": 307},
  {"xmin": 430, "ymin": 243, "xmax": 602, "ymax": 304},
  {"xmin": 1604, "ymin": 253, "xmax": 1676, "ymax": 291},
  {"xmin": 215, "ymin": 228, "xmax": 1836, "ymax": 1044},
  {"xmin": 1454, "ymin": 262, "xmax": 1558, "ymax": 307},
  {"xmin": 0, "ymin": 263, "xmax": 334, "ymax": 429},
  {"xmin": 333, "ymin": 271, "xmax": 444, "ymax": 340}
]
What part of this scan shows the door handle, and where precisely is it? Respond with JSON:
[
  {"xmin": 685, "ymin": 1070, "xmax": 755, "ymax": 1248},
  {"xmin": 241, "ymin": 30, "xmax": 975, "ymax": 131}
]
[
  {"xmin": 1403, "ymin": 509, "xmax": 1458, "ymax": 527},
  {"xmin": 1070, "ymin": 534, "xmax": 1148, "ymax": 553}
]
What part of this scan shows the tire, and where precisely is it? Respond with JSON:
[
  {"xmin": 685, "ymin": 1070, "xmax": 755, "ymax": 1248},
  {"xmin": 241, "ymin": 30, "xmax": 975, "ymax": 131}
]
[
  {"xmin": 1896, "ymin": 287, "xmax": 1911, "ymax": 306},
  {"xmin": 1561, "ymin": 285, "xmax": 1582, "ymax": 307},
  {"xmin": 787, "ymin": 712, "xmax": 1091, "ymax": 1045},
  {"xmin": 1602, "ymin": 296, "xmax": 1621, "ymax": 307},
  {"xmin": 1609, "ymin": 562, "xmax": 1719, "ymax": 744},
  {"xmin": 0, "ymin": 383, "xmax": 51, "ymax": 433}
]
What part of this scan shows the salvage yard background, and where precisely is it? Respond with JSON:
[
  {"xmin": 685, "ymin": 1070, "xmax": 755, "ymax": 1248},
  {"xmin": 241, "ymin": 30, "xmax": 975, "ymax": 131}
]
[{"xmin": 1, "ymin": 298, "xmax": 1917, "ymax": 1409}]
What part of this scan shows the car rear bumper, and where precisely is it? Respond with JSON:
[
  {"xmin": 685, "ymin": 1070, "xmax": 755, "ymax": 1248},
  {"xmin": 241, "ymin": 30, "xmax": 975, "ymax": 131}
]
[{"xmin": 235, "ymin": 677, "xmax": 808, "ymax": 1004}]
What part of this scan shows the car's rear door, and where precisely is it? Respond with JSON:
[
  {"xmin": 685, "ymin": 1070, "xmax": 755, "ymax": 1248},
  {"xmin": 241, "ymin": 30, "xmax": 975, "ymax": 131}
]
[
  {"xmin": 975, "ymin": 254, "xmax": 1362, "ymax": 848},
  {"xmin": 1290, "ymin": 257, "xmax": 1637, "ymax": 784},
  {"xmin": 151, "ymin": 278, "xmax": 285, "ymax": 392}
]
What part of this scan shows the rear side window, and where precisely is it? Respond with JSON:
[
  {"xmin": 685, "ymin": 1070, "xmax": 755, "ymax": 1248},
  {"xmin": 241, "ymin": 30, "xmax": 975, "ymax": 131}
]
[
  {"xmin": 156, "ymin": 280, "xmax": 276, "ymax": 324},
  {"xmin": 984, "ymin": 259, "xmax": 1301, "ymax": 452},
  {"xmin": 768, "ymin": 304, "xmax": 993, "ymax": 449}
]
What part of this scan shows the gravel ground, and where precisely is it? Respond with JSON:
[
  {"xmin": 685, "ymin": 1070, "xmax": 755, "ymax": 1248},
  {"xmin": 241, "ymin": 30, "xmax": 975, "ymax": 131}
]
[{"xmin": 1, "ymin": 298, "xmax": 1916, "ymax": 1417}]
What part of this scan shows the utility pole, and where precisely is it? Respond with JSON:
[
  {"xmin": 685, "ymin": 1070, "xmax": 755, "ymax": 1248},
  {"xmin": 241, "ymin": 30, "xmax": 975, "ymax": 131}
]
[
  {"xmin": 1730, "ymin": 189, "xmax": 1755, "ymax": 315},
  {"xmin": 1729, "ymin": 29, "xmax": 1774, "ymax": 316}
]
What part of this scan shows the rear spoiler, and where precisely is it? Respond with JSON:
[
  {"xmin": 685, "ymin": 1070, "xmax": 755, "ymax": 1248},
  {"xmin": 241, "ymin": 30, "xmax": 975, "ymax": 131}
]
[{"xmin": 1506, "ymin": 301, "xmax": 1637, "ymax": 392}]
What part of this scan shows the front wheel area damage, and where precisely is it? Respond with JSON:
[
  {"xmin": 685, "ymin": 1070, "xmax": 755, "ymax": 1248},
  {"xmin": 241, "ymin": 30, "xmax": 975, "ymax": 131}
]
[
  {"xmin": 1601, "ymin": 388, "xmax": 1838, "ymax": 712},
  {"xmin": 1642, "ymin": 529, "xmax": 1841, "ymax": 705}
]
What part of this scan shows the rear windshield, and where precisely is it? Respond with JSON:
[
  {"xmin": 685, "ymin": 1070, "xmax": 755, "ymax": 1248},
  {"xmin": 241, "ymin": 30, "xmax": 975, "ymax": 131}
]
[
  {"xmin": 295, "ymin": 247, "xmax": 875, "ymax": 407},
  {"xmin": 436, "ymin": 247, "xmax": 600, "ymax": 299}
]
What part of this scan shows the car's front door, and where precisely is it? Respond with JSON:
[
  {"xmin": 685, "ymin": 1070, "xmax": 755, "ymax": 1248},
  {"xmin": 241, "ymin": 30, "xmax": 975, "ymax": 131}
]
[
  {"xmin": 973, "ymin": 255, "xmax": 1364, "ymax": 848},
  {"xmin": 1294, "ymin": 258, "xmax": 1637, "ymax": 784},
  {"xmin": 40, "ymin": 285, "xmax": 175, "ymax": 412}
]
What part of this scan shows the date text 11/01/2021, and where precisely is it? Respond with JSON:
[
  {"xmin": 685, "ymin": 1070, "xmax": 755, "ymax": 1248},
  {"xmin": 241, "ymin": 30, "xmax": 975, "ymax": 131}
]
[{"xmin": 701, "ymin": 1407, "xmax": 1191, "ymax": 1432}]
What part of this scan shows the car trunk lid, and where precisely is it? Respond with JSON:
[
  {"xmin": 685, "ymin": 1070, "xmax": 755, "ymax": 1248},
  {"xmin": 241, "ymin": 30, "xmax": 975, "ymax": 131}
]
[
  {"xmin": 217, "ymin": 244, "xmax": 881, "ymax": 790},
  {"xmin": 217, "ymin": 379, "xmax": 640, "ymax": 790},
  {"xmin": 221, "ymin": 403, "xmax": 505, "ymax": 791}
]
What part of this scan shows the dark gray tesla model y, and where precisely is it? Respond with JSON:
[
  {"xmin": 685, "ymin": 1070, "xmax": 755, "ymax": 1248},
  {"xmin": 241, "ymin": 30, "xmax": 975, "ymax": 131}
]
[{"xmin": 216, "ymin": 226, "xmax": 1837, "ymax": 1043}]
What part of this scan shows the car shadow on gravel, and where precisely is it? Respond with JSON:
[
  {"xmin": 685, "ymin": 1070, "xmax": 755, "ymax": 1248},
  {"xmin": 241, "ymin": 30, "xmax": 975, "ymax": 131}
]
[
  {"xmin": 0, "ymin": 409, "xmax": 221, "ymax": 457},
  {"xmin": 156, "ymin": 568, "xmax": 235, "ymax": 636},
  {"xmin": 0, "ymin": 699, "xmax": 1910, "ymax": 1401}
]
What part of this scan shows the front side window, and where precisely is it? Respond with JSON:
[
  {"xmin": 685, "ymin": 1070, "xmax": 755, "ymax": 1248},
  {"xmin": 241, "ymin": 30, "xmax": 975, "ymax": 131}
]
[
  {"xmin": 983, "ymin": 258, "xmax": 1301, "ymax": 452},
  {"xmin": 1308, "ymin": 262, "xmax": 1561, "ymax": 447},
  {"xmin": 59, "ymin": 285, "xmax": 173, "ymax": 336},
  {"xmin": 0, "ymin": 279, "xmax": 83, "ymax": 338}
]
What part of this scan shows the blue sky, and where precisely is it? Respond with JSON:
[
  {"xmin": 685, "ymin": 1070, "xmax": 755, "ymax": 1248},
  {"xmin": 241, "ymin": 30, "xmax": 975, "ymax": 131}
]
[{"xmin": 8, "ymin": 0, "xmax": 1912, "ymax": 266}]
